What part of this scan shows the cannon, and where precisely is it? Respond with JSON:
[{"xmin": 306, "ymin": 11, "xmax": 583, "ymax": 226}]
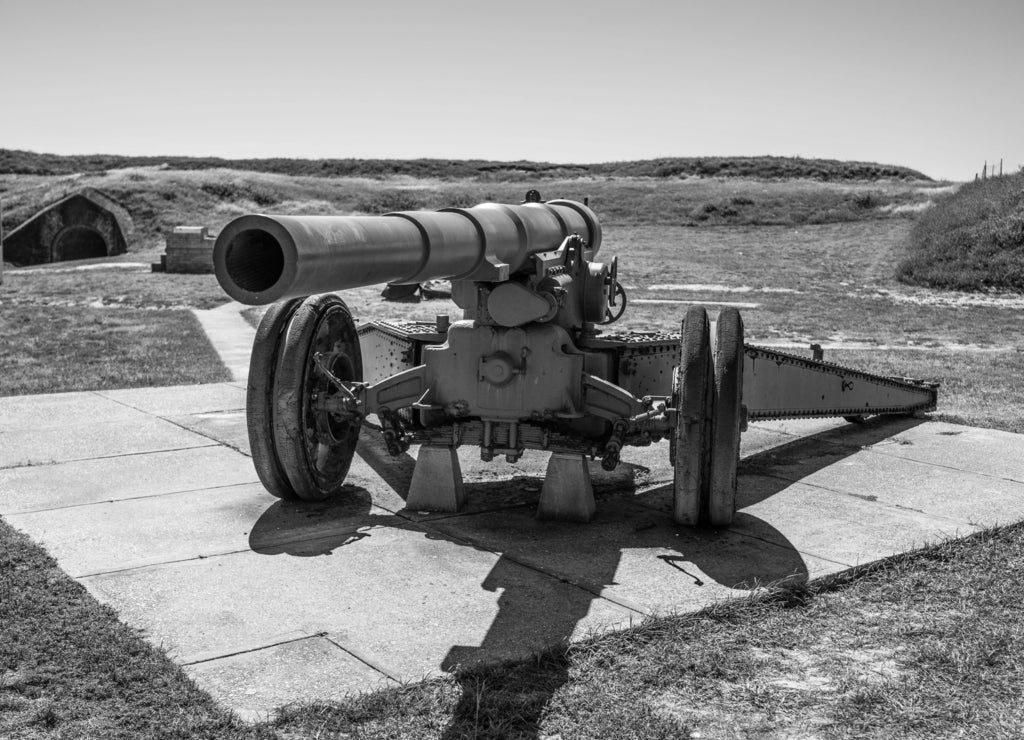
[{"xmin": 214, "ymin": 193, "xmax": 938, "ymax": 526}]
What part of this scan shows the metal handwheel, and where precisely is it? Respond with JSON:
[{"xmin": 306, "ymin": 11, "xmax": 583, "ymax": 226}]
[
  {"xmin": 671, "ymin": 306, "xmax": 715, "ymax": 526},
  {"xmin": 270, "ymin": 294, "xmax": 364, "ymax": 501},
  {"xmin": 708, "ymin": 308, "xmax": 744, "ymax": 526}
]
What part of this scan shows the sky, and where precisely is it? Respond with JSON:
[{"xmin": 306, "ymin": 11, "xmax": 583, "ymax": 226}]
[{"xmin": 1, "ymin": 0, "xmax": 1021, "ymax": 181}]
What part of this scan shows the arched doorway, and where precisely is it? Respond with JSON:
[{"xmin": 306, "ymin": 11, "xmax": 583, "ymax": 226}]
[{"xmin": 52, "ymin": 226, "xmax": 108, "ymax": 262}]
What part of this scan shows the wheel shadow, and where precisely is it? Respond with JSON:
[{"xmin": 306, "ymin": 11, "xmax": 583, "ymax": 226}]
[{"xmin": 246, "ymin": 415, "xmax": 920, "ymax": 738}]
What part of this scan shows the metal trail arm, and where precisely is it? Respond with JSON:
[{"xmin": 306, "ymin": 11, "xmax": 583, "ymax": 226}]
[{"xmin": 742, "ymin": 344, "xmax": 938, "ymax": 421}]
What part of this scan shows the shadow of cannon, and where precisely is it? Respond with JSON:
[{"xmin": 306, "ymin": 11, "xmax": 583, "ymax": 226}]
[{"xmin": 246, "ymin": 416, "xmax": 918, "ymax": 737}]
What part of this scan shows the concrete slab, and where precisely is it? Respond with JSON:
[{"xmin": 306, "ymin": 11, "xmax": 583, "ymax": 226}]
[
  {"xmin": 3, "ymin": 382, "xmax": 1024, "ymax": 719},
  {"xmin": 0, "ymin": 390, "xmax": 148, "ymax": 432},
  {"xmin": 841, "ymin": 421, "xmax": 1024, "ymax": 484},
  {"xmin": 0, "ymin": 416, "xmax": 216, "ymax": 469},
  {"xmin": 0, "ymin": 445, "xmax": 257, "ymax": 514},
  {"xmin": 97, "ymin": 382, "xmax": 245, "ymax": 417},
  {"xmin": 191, "ymin": 303, "xmax": 256, "ymax": 383},
  {"xmin": 185, "ymin": 636, "xmax": 394, "ymax": 722},
  {"xmin": 167, "ymin": 410, "xmax": 251, "ymax": 454},
  {"xmin": 81, "ymin": 523, "xmax": 642, "ymax": 682},
  {"xmin": 5, "ymin": 482, "xmax": 397, "ymax": 577},
  {"xmin": 745, "ymin": 434, "xmax": 1024, "ymax": 528},
  {"xmin": 425, "ymin": 496, "xmax": 837, "ymax": 614}
]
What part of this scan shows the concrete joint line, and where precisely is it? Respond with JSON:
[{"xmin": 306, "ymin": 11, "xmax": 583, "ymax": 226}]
[
  {"xmin": 180, "ymin": 632, "xmax": 327, "ymax": 667},
  {"xmin": 0, "ymin": 443, "xmax": 220, "ymax": 471},
  {"xmin": 728, "ymin": 528, "xmax": 855, "ymax": 570},
  {"xmin": 390, "ymin": 501, "xmax": 537, "ymax": 525},
  {"xmin": 92, "ymin": 390, "xmax": 167, "ymax": 418},
  {"xmin": 760, "ymin": 472, "xmax": 983, "ymax": 528},
  {"xmin": 7, "ymin": 479, "xmax": 260, "ymax": 516},
  {"xmin": 416, "ymin": 522, "xmax": 651, "ymax": 617},
  {"xmin": 863, "ymin": 446, "xmax": 1024, "ymax": 485},
  {"xmin": 322, "ymin": 635, "xmax": 403, "ymax": 683},
  {"xmin": 93, "ymin": 388, "xmax": 244, "ymax": 420},
  {"xmin": 74, "ymin": 546, "xmax": 256, "ymax": 580},
  {"xmin": 159, "ymin": 416, "xmax": 250, "ymax": 456}
]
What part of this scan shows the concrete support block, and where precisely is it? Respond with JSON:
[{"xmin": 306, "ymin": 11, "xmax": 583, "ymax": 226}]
[
  {"xmin": 537, "ymin": 453, "xmax": 596, "ymax": 522},
  {"xmin": 407, "ymin": 445, "xmax": 465, "ymax": 512}
]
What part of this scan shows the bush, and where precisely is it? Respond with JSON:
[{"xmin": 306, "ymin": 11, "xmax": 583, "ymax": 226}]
[
  {"xmin": 355, "ymin": 189, "xmax": 427, "ymax": 213},
  {"xmin": 897, "ymin": 173, "xmax": 1024, "ymax": 290},
  {"xmin": 853, "ymin": 193, "xmax": 879, "ymax": 209}
]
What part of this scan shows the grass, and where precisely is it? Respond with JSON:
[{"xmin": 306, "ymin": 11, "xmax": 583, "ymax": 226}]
[
  {"xmin": 0, "ymin": 262, "xmax": 229, "ymax": 396},
  {"xmin": 897, "ymin": 171, "xmax": 1024, "ymax": 290},
  {"xmin": 0, "ymin": 523, "xmax": 271, "ymax": 739},
  {"xmin": 4, "ymin": 514, "xmax": 1024, "ymax": 738},
  {"xmin": 0, "ymin": 304, "xmax": 229, "ymax": 395}
]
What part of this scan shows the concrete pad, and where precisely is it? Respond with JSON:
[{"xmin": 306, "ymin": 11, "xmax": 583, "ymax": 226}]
[
  {"xmin": 81, "ymin": 523, "xmax": 641, "ymax": 682},
  {"xmin": 185, "ymin": 636, "xmax": 394, "ymax": 722},
  {"xmin": 0, "ymin": 416, "xmax": 216, "ymax": 469},
  {"xmin": 739, "ymin": 424, "xmax": 806, "ymax": 459},
  {"xmin": 5, "ymin": 482, "xmax": 397, "ymax": 577},
  {"xmin": 5, "ymin": 382, "xmax": 1024, "ymax": 718},
  {"xmin": 425, "ymin": 496, "xmax": 836, "ymax": 615},
  {"xmin": 734, "ymin": 476, "xmax": 976, "ymax": 566},
  {"xmin": 632, "ymin": 471, "xmax": 980, "ymax": 568},
  {"xmin": 191, "ymin": 303, "xmax": 256, "ymax": 383},
  {"xmin": 751, "ymin": 441, "xmax": 1024, "ymax": 527},
  {"xmin": 841, "ymin": 421, "xmax": 1024, "ymax": 484},
  {"xmin": 0, "ymin": 390, "xmax": 147, "ymax": 432},
  {"xmin": 97, "ymin": 382, "xmax": 245, "ymax": 417},
  {"xmin": 167, "ymin": 410, "xmax": 250, "ymax": 454},
  {"xmin": 0, "ymin": 445, "xmax": 257, "ymax": 514}
]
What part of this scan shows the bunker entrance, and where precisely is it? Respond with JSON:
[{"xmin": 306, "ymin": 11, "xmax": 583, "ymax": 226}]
[{"xmin": 53, "ymin": 226, "xmax": 108, "ymax": 262}]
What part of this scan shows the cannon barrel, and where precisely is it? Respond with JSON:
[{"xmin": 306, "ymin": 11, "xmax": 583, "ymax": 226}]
[{"xmin": 213, "ymin": 199, "xmax": 601, "ymax": 305}]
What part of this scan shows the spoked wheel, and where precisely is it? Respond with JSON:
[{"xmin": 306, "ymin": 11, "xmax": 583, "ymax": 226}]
[
  {"xmin": 708, "ymin": 308, "xmax": 744, "ymax": 526},
  {"xmin": 271, "ymin": 294, "xmax": 364, "ymax": 501},
  {"xmin": 247, "ymin": 298, "xmax": 303, "ymax": 499},
  {"xmin": 672, "ymin": 306, "xmax": 715, "ymax": 526}
]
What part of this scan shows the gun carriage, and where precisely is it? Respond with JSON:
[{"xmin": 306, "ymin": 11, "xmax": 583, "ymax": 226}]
[{"xmin": 214, "ymin": 194, "xmax": 937, "ymax": 526}]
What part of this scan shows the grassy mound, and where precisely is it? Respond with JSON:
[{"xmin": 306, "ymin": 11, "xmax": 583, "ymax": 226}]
[
  {"xmin": 1, "ymin": 168, "xmax": 944, "ymax": 256},
  {"xmin": 897, "ymin": 173, "xmax": 1024, "ymax": 291},
  {"xmin": 0, "ymin": 149, "xmax": 930, "ymax": 182}
]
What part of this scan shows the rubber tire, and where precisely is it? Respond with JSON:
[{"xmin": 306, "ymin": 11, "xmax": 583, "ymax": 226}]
[
  {"xmin": 247, "ymin": 299, "xmax": 303, "ymax": 499},
  {"xmin": 672, "ymin": 306, "xmax": 714, "ymax": 526},
  {"xmin": 708, "ymin": 308, "xmax": 744, "ymax": 526},
  {"xmin": 272, "ymin": 294, "xmax": 364, "ymax": 501}
]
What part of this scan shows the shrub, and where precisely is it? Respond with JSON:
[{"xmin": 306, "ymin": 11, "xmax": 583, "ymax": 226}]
[
  {"xmin": 200, "ymin": 182, "xmax": 243, "ymax": 200},
  {"xmin": 853, "ymin": 193, "xmax": 879, "ymax": 209},
  {"xmin": 355, "ymin": 190, "xmax": 427, "ymax": 213}
]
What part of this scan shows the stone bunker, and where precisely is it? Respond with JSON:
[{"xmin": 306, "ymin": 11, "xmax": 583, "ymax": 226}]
[{"xmin": 2, "ymin": 188, "xmax": 132, "ymax": 266}]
